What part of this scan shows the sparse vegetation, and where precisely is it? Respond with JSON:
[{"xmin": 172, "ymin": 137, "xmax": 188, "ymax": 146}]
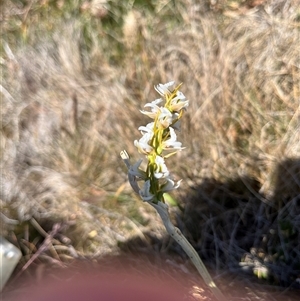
[{"xmin": 1, "ymin": 0, "xmax": 299, "ymax": 300}]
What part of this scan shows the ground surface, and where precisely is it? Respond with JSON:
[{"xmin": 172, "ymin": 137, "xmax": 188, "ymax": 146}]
[{"xmin": 2, "ymin": 254, "xmax": 299, "ymax": 301}]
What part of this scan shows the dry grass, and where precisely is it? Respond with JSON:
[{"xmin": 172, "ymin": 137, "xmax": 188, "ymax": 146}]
[{"xmin": 1, "ymin": 0, "xmax": 300, "ymax": 297}]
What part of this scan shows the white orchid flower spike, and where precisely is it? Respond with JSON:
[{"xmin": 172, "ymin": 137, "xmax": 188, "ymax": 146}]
[{"xmin": 120, "ymin": 82, "xmax": 225, "ymax": 301}]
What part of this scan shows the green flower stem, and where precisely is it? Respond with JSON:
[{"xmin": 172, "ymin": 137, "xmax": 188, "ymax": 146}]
[
  {"xmin": 121, "ymin": 151, "xmax": 225, "ymax": 300},
  {"xmin": 121, "ymin": 81, "xmax": 225, "ymax": 300},
  {"xmin": 149, "ymin": 201, "xmax": 226, "ymax": 301}
]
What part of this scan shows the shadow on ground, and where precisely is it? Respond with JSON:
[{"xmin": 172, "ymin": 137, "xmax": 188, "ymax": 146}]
[
  {"xmin": 119, "ymin": 158, "xmax": 300, "ymax": 292},
  {"xmin": 183, "ymin": 157, "xmax": 300, "ymax": 286}
]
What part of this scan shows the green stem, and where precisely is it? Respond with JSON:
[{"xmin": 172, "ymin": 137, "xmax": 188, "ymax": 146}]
[
  {"xmin": 120, "ymin": 151, "xmax": 225, "ymax": 300},
  {"xmin": 149, "ymin": 201, "xmax": 225, "ymax": 301}
]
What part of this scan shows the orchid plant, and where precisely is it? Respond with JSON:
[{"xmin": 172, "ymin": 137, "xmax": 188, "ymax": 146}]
[{"xmin": 121, "ymin": 81, "xmax": 225, "ymax": 300}]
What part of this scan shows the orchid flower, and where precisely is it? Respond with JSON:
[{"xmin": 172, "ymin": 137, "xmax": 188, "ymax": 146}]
[
  {"xmin": 120, "ymin": 82, "xmax": 225, "ymax": 301},
  {"xmin": 126, "ymin": 81, "xmax": 188, "ymax": 203}
]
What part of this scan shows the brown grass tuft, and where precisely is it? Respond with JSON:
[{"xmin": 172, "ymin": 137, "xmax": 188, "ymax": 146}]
[{"xmin": 1, "ymin": 0, "xmax": 299, "ymax": 295}]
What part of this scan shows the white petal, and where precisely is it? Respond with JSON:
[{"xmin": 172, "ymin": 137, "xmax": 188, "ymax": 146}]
[
  {"xmin": 140, "ymin": 102, "xmax": 160, "ymax": 119},
  {"xmin": 134, "ymin": 133, "xmax": 153, "ymax": 154},
  {"xmin": 162, "ymin": 127, "xmax": 184, "ymax": 150},
  {"xmin": 138, "ymin": 122, "xmax": 154, "ymax": 134},
  {"xmin": 161, "ymin": 178, "xmax": 182, "ymax": 192},
  {"xmin": 152, "ymin": 98, "xmax": 163, "ymax": 105},
  {"xmin": 154, "ymin": 81, "xmax": 175, "ymax": 96},
  {"xmin": 154, "ymin": 156, "xmax": 169, "ymax": 179},
  {"xmin": 157, "ymin": 108, "xmax": 173, "ymax": 128}
]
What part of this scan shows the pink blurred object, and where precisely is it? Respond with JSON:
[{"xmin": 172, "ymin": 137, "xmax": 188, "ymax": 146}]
[{"xmin": 15, "ymin": 264, "xmax": 187, "ymax": 301}]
